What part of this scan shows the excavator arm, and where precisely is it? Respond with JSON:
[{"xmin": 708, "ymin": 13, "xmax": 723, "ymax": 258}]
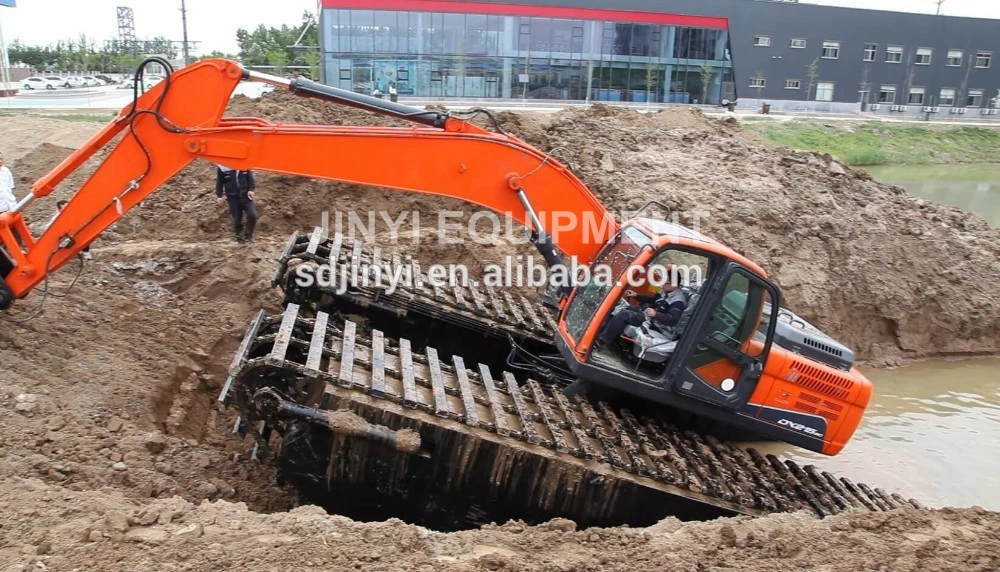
[{"xmin": 0, "ymin": 58, "xmax": 618, "ymax": 308}]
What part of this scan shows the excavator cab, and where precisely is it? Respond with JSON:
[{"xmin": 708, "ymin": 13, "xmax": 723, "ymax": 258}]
[{"xmin": 555, "ymin": 216, "xmax": 799, "ymax": 445}]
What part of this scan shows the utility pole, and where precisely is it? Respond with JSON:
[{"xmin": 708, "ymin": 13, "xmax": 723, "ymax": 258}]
[
  {"xmin": 0, "ymin": 9, "xmax": 9, "ymax": 94},
  {"xmin": 180, "ymin": 0, "xmax": 190, "ymax": 66}
]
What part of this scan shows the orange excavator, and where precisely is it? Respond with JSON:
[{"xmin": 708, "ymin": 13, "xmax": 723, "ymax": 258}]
[{"xmin": 0, "ymin": 58, "xmax": 871, "ymax": 462}]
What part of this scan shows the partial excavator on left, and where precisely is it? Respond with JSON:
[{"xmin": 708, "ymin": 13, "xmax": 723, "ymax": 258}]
[{"xmin": 0, "ymin": 58, "xmax": 915, "ymax": 529}]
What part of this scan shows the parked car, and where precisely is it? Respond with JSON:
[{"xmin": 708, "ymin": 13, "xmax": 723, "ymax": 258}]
[
  {"xmin": 122, "ymin": 77, "xmax": 153, "ymax": 91},
  {"xmin": 94, "ymin": 74, "xmax": 117, "ymax": 85},
  {"xmin": 22, "ymin": 76, "xmax": 58, "ymax": 90},
  {"xmin": 41, "ymin": 76, "xmax": 70, "ymax": 88},
  {"xmin": 122, "ymin": 74, "xmax": 164, "ymax": 91},
  {"xmin": 79, "ymin": 76, "xmax": 101, "ymax": 87}
]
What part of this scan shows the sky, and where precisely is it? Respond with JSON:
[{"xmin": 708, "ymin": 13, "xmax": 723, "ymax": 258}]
[
  {"xmin": 0, "ymin": 0, "xmax": 318, "ymax": 55},
  {"xmin": 0, "ymin": 0, "xmax": 997, "ymax": 55}
]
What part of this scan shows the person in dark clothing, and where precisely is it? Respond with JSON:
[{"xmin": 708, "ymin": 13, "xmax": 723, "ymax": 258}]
[
  {"xmin": 597, "ymin": 281, "xmax": 689, "ymax": 347},
  {"xmin": 215, "ymin": 165, "xmax": 257, "ymax": 243}
]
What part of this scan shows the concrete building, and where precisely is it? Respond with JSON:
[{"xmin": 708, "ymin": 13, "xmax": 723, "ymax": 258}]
[{"xmin": 316, "ymin": 0, "xmax": 1000, "ymax": 116}]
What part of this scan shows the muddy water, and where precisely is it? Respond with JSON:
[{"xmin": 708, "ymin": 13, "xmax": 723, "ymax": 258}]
[
  {"xmin": 864, "ymin": 163, "xmax": 1000, "ymax": 226},
  {"xmin": 752, "ymin": 358, "xmax": 1000, "ymax": 509}
]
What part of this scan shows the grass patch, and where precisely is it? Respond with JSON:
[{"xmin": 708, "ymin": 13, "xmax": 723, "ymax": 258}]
[
  {"xmin": 743, "ymin": 120, "xmax": 1000, "ymax": 166},
  {"xmin": 841, "ymin": 147, "xmax": 889, "ymax": 166}
]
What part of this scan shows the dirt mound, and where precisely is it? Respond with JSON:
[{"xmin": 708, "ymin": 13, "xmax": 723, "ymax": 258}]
[
  {"xmin": 0, "ymin": 238, "xmax": 299, "ymax": 515},
  {"xmin": 1, "ymin": 477, "xmax": 997, "ymax": 571},
  {"xmin": 0, "ymin": 114, "xmax": 104, "ymax": 162},
  {"xmin": 227, "ymin": 91, "xmax": 410, "ymax": 127},
  {"xmin": 516, "ymin": 105, "xmax": 1000, "ymax": 364},
  {"xmin": 11, "ymin": 95, "xmax": 1000, "ymax": 364}
]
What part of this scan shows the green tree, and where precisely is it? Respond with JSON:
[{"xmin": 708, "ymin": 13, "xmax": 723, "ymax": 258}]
[
  {"xmin": 236, "ymin": 11, "xmax": 318, "ymax": 69},
  {"xmin": 806, "ymin": 58, "xmax": 819, "ymax": 100},
  {"xmin": 302, "ymin": 50, "xmax": 321, "ymax": 79},
  {"xmin": 266, "ymin": 50, "xmax": 289, "ymax": 74},
  {"xmin": 698, "ymin": 62, "xmax": 714, "ymax": 103},
  {"xmin": 202, "ymin": 50, "xmax": 238, "ymax": 61}
]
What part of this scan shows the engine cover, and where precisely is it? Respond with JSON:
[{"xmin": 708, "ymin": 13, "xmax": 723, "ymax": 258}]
[{"xmin": 773, "ymin": 308, "xmax": 854, "ymax": 371}]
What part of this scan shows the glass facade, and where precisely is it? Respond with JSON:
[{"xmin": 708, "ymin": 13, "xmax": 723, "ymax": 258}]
[{"xmin": 320, "ymin": 9, "xmax": 735, "ymax": 104}]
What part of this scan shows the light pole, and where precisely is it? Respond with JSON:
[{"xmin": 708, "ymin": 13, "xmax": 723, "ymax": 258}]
[
  {"xmin": 180, "ymin": 0, "xmax": 190, "ymax": 66},
  {"xmin": 0, "ymin": 2, "xmax": 11, "ymax": 94},
  {"xmin": 936, "ymin": 0, "xmax": 945, "ymax": 15}
]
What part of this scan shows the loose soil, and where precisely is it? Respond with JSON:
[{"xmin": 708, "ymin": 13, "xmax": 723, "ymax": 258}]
[
  {"xmin": 1, "ymin": 477, "xmax": 998, "ymax": 572},
  {"xmin": 1, "ymin": 93, "xmax": 998, "ymax": 569}
]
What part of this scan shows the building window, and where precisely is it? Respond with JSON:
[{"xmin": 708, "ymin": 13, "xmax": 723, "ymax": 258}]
[
  {"xmin": 939, "ymin": 88, "xmax": 956, "ymax": 106},
  {"xmin": 947, "ymin": 50, "xmax": 963, "ymax": 67},
  {"xmin": 863, "ymin": 43, "xmax": 877, "ymax": 62},
  {"xmin": 915, "ymin": 48, "xmax": 933, "ymax": 65},
  {"xmin": 785, "ymin": 79, "xmax": 801, "ymax": 89},
  {"xmin": 339, "ymin": 69, "xmax": 352, "ymax": 81},
  {"xmin": 749, "ymin": 77, "xmax": 766, "ymax": 88},
  {"xmin": 754, "ymin": 35, "xmax": 771, "ymax": 47},
  {"xmin": 878, "ymin": 85, "xmax": 896, "ymax": 103},
  {"xmin": 886, "ymin": 46, "xmax": 903, "ymax": 63},
  {"xmin": 822, "ymin": 41, "xmax": 840, "ymax": 59},
  {"xmin": 815, "ymin": 81, "xmax": 834, "ymax": 101},
  {"xmin": 967, "ymin": 89, "xmax": 984, "ymax": 107},
  {"xmin": 572, "ymin": 26, "xmax": 584, "ymax": 38},
  {"xmin": 975, "ymin": 51, "xmax": 992, "ymax": 68},
  {"xmin": 908, "ymin": 87, "xmax": 925, "ymax": 105},
  {"xmin": 519, "ymin": 23, "xmax": 531, "ymax": 35},
  {"xmin": 790, "ymin": 38, "xmax": 806, "ymax": 49}
]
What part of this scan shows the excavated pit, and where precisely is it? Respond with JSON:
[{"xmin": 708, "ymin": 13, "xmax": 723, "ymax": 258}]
[
  {"xmin": 274, "ymin": 402, "xmax": 741, "ymax": 531},
  {"xmin": 229, "ymin": 327, "xmax": 754, "ymax": 532},
  {"xmin": 222, "ymin": 297, "xmax": 920, "ymax": 533}
]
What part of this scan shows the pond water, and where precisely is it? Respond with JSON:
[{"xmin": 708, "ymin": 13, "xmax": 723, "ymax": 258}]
[
  {"xmin": 864, "ymin": 163, "xmax": 1000, "ymax": 226},
  {"xmin": 752, "ymin": 357, "xmax": 1000, "ymax": 510}
]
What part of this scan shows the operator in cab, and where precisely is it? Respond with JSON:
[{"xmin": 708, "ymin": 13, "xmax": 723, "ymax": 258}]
[{"xmin": 596, "ymin": 267, "xmax": 689, "ymax": 349}]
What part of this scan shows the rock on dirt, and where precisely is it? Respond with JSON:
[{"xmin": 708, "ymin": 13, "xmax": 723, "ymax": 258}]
[
  {"xmin": 143, "ymin": 431, "xmax": 168, "ymax": 454},
  {"xmin": 0, "ymin": 478, "xmax": 996, "ymax": 571}
]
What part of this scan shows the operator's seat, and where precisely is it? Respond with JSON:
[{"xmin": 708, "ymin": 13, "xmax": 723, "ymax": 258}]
[{"xmin": 624, "ymin": 288, "xmax": 701, "ymax": 365}]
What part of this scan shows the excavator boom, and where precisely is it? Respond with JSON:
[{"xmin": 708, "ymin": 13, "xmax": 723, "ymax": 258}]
[{"xmin": 0, "ymin": 59, "xmax": 617, "ymax": 305}]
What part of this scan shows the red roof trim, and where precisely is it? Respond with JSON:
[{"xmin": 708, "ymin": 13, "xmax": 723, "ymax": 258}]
[{"xmin": 319, "ymin": 0, "xmax": 729, "ymax": 29}]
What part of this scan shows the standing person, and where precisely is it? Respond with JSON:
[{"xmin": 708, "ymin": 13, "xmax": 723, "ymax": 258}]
[
  {"xmin": 0, "ymin": 152, "xmax": 27, "ymax": 248},
  {"xmin": 389, "ymin": 82, "xmax": 398, "ymax": 102},
  {"xmin": 0, "ymin": 152, "xmax": 16, "ymax": 215},
  {"xmin": 215, "ymin": 165, "xmax": 258, "ymax": 244}
]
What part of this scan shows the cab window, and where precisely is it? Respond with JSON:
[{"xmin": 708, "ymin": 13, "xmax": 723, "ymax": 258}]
[{"xmin": 563, "ymin": 227, "xmax": 651, "ymax": 341}]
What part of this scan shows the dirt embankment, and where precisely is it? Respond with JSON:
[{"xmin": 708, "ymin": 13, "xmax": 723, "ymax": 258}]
[
  {"xmin": 0, "ymin": 477, "xmax": 997, "ymax": 572},
  {"xmin": 1, "ymin": 94, "xmax": 999, "ymax": 569},
  {"xmin": 19, "ymin": 92, "xmax": 1000, "ymax": 364},
  {"xmin": 502, "ymin": 105, "xmax": 1000, "ymax": 365}
]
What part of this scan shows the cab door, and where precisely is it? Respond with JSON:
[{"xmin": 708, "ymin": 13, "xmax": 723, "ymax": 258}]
[{"xmin": 669, "ymin": 266, "xmax": 778, "ymax": 409}]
